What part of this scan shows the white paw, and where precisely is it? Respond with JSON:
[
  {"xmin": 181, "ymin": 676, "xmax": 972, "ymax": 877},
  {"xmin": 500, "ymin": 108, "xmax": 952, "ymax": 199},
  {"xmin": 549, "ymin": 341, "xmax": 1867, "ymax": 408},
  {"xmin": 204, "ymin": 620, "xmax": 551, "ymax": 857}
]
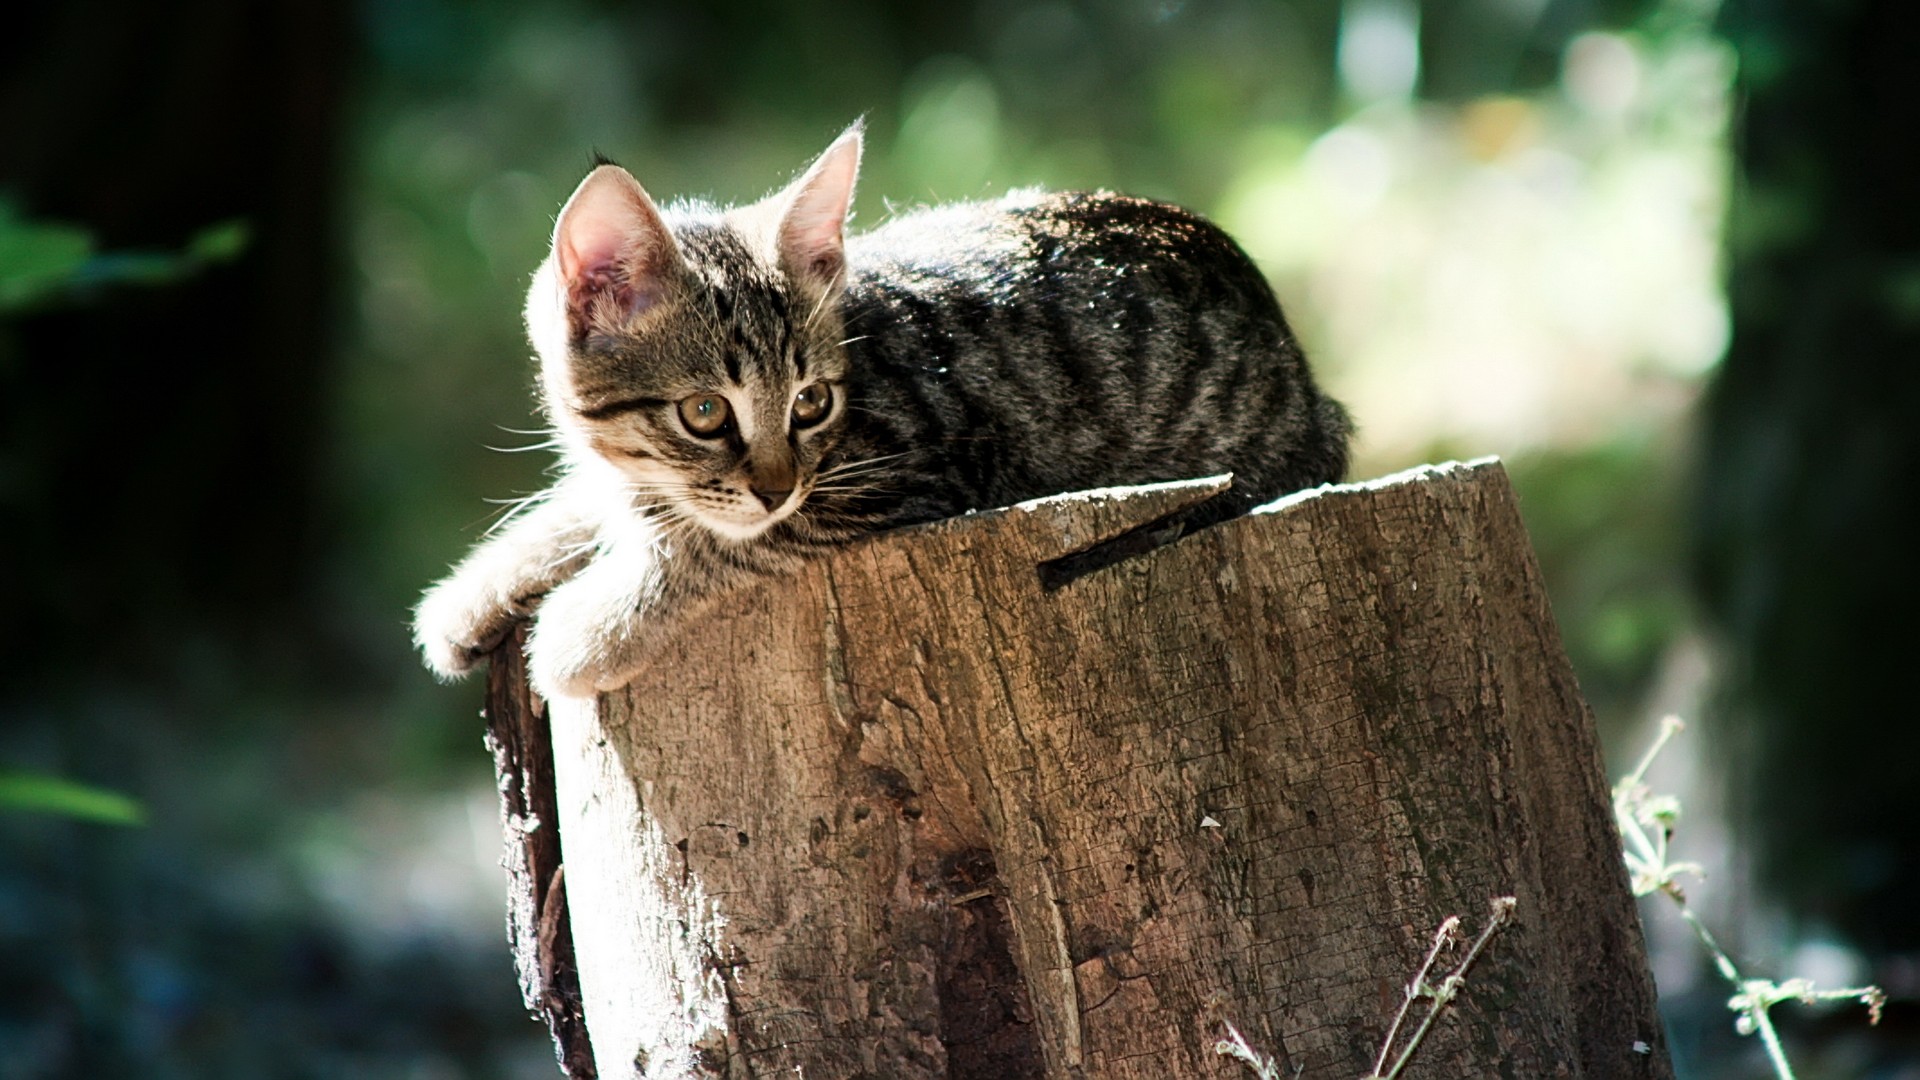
[
  {"xmin": 525, "ymin": 644, "xmax": 606, "ymax": 701},
  {"xmin": 525, "ymin": 615, "xmax": 603, "ymax": 700},
  {"xmin": 413, "ymin": 573, "xmax": 528, "ymax": 681},
  {"xmin": 525, "ymin": 577, "xmax": 644, "ymax": 700}
]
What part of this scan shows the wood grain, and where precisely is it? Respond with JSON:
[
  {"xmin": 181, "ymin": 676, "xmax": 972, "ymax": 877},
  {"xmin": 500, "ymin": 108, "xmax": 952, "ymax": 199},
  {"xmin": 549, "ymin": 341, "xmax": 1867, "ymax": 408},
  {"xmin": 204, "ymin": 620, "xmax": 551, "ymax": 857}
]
[{"xmin": 491, "ymin": 460, "xmax": 1672, "ymax": 1079}]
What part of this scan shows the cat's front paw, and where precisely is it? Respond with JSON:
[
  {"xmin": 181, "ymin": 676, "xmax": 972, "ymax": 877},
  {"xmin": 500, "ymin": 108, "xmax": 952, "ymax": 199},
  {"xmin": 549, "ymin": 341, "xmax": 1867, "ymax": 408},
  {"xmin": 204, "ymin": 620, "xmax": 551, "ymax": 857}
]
[
  {"xmin": 525, "ymin": 638, "xmax": 607, "ymax": 701},
  {"xmin": 524, "ymin": 576, "xmax": 648, "ymax": 700},
  {"xmin": 413, "ymin": 573, "xmax": 537, "ymax": 681}
]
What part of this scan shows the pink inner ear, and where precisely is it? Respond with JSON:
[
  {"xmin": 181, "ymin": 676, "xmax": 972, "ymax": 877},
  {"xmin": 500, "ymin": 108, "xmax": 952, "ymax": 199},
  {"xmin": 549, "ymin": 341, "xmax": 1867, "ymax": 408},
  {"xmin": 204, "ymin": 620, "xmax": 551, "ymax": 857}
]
[
  {"xmin": 558, "ymin": 226, "xmax": 625, "ymax": 291},
  {"xmin": 780, "ymin": 130, "xmax": 861, "ymax": 285},
  {"xmin": 784, "ymin": 217, "xmax": 845, "ymax": 285},
  {"xmin": 555, "ymin": 166, "xmax": 671, "ymax": 327}
]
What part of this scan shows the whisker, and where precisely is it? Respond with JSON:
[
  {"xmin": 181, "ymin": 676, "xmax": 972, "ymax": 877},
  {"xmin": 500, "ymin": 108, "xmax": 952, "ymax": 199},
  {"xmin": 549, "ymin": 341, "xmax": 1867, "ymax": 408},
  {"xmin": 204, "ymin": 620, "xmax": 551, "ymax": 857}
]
[
  {"xmin": 815, "ymin": 450, "xmax": 913, "ymax": 478},
  {"xmin": 803, "ymin": 285, "xmax": 838, "ymax": 333},
  {"xmin": 485, "ymin": 423, "xmax": 564, "ymax": 455},
  {"xmin": 476, "ymin": 488, "xmax": 555, "ymax": 537},
  {"xmin": 485, "ymin": 438, "xmax": 564, "ymax": 454},
  {"xmin": 809, "ymin": 469, "xmax": 902, "ymax": 489},
  {"xmin": 812, "ymin": 462, "xmax": 903, "ymax": 483}
]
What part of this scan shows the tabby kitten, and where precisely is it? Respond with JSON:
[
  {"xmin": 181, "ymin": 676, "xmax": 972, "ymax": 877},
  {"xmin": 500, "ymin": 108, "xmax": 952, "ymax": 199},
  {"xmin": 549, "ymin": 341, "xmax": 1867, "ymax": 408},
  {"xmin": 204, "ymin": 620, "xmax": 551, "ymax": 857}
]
[{"xmin": 414, "ymin": 122, "xmax": 1351, "ymax": 699}]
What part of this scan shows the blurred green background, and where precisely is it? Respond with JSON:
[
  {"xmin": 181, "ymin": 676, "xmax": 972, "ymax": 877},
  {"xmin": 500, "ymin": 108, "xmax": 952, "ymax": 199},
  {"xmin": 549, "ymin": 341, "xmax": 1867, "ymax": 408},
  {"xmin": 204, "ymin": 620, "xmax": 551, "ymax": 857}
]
[{"xmin": 2, "ymin": 0, "xmax": 1915, "ymax": 1077}]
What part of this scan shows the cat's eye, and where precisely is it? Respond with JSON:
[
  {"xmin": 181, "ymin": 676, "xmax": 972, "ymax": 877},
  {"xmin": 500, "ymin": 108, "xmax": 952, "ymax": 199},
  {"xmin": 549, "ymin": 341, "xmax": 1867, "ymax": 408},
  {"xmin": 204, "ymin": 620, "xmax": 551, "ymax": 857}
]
[
  {"xmin": 678, "ymin": 394, "xmax": 732, "ymax": 437},
  {"xmin": 791, "ymin": 382, "xmax": 833, "ymax": 428}
]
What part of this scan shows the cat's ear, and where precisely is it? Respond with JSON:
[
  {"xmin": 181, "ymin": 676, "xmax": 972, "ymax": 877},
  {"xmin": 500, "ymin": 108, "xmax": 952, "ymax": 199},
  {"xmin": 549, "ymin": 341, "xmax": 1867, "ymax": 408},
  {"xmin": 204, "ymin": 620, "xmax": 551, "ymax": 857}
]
[
  {"xmin": 551, "ymin": 164, "xmax": 680, "ymax": 335},
  {"xmin": 774, "ymin": 122, "xmax": 862, "ymax": 289}
]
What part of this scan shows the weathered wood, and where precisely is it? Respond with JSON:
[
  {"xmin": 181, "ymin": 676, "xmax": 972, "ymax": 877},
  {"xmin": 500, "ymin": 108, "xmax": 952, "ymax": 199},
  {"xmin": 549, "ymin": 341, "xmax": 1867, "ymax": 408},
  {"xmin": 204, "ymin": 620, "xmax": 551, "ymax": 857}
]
[
  {"xmin": 485, "ymin": 631, "xmax": 596, "ymax": 1078},
  {"xmin": 490, "ymin": 459, "xmax": 1673, "ymax": 1079}
]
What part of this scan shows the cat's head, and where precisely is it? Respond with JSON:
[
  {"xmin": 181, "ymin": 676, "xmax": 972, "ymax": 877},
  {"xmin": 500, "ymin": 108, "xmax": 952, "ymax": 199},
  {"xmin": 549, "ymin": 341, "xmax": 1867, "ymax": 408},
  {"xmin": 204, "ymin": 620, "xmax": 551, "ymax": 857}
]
[{"xmin": 525, "ymin": 124, "xmax": 863, "ymax": 541}]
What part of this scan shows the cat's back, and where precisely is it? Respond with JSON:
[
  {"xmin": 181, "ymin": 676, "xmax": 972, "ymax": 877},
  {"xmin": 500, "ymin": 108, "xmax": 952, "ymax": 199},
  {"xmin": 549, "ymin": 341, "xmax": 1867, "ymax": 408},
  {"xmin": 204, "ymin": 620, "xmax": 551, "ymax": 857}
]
[
  {"xmin": 846, "ymin": 188, "xmax": 1268, "ymax": 302},
  {"xmin": 834, "ymin": 188, "xmax": 1349, "ymax": 522}
]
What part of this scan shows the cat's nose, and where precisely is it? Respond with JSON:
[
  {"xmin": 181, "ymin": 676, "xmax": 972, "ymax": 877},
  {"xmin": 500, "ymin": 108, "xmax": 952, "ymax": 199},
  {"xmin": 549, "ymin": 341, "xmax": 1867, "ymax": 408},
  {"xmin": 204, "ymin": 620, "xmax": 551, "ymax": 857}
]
[
  {"xmin": 747, "ymin": 453, "xmax": 797, "ymax": 511},
  {"xmin": 750, "ymin": 483, "xmax": 793, "ymax": 511}
]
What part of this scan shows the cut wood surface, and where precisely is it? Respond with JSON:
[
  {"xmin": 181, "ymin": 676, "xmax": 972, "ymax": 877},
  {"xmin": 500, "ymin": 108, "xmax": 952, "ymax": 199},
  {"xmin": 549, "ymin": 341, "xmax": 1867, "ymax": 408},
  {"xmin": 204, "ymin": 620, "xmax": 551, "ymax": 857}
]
[{"xmin": 486, "ymin": 458, "xmax": 1672, "ymax": 1079}]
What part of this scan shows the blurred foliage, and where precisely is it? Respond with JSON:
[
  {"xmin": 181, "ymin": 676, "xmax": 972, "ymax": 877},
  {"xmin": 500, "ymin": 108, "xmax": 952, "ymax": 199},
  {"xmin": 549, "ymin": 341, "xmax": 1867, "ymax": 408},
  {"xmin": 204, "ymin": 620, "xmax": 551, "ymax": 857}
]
[
  {"xmin": 0, "ymin": 204, "xmax": 243, "ymax": 832},
  {"xmin": 0, "ymin": 770, "xmax": 146, "ymax": 827},
  {"xmin": 1506, "ymin": 431, "xmax": 1693, "ymax": 735},
  {"xmin": 0, "ymin": 202, "xmax": 248, "ymax": 313},
  {"xmin": 1699, "ymin": 0, "xmax": 1920, "ymax": 963}
]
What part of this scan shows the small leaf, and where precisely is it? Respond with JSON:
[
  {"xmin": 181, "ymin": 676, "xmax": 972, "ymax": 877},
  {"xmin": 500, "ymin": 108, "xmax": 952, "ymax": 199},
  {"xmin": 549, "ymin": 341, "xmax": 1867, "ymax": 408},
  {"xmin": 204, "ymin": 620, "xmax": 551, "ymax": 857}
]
[
  {"xmin": 0, "ymin": 209, "xmax": 96, "ymax": 310},
  {"xmin": 0, "ymin": 769, "xmax": 147, "ymax": 826},
  {"xmin": 0, "ymin": 201, "xmax": 250, "ymax": 312},
  {"xmin": 187, "ymin": 219, "xmax": 251, "ymax": 263},
  {"xmin": 1637, "ymin": 794, "xmax": 1683, "ymax": 828}
]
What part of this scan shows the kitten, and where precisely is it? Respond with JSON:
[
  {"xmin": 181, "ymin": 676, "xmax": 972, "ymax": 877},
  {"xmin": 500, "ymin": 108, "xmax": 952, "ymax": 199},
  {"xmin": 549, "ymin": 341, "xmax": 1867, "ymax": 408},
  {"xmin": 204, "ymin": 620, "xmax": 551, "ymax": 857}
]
[{"xmin": 414, "ymin": 122, "xmax": 1351, "ymax": 699}]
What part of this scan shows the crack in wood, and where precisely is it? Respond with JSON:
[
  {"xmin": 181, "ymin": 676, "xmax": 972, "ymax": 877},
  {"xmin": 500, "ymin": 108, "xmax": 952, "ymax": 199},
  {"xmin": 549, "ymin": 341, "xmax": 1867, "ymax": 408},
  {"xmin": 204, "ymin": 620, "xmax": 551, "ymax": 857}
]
[
  {"xmin": 482, "ymin": 463, "xmax": 1672, "ymax": 1079},
  {"xmin": 1034, "ymin": 490, "xmax": 1247, "ymax": 591}
]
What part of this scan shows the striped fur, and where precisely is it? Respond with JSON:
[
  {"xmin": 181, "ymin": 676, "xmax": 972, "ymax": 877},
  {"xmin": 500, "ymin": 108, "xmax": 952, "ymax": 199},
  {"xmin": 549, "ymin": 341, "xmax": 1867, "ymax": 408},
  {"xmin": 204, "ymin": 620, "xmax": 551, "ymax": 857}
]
[{"xmin": 414, "ymin": 124, "xmax": 1351, "ymax": 698}]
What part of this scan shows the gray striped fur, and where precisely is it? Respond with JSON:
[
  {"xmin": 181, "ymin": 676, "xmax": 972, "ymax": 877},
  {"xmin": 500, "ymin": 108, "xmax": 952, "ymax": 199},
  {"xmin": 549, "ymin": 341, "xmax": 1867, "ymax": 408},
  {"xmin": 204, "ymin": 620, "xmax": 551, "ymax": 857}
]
[{"xmin": 414, "ymin": 124, "xmax": 1351, "ymax": 698}]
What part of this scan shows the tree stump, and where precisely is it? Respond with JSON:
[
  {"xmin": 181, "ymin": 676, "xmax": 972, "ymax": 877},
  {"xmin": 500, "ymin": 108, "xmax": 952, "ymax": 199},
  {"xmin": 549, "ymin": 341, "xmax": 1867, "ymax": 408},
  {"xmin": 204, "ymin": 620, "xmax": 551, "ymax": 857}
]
[{"xmin": 484, "ymin": 459, "xmax": 1672, "ymax": 1079}]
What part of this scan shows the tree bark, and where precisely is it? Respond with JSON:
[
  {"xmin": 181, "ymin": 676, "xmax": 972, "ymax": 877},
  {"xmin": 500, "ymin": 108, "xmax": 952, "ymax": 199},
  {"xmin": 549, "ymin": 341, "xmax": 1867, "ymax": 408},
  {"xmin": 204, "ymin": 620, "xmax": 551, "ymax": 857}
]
[{"xmin": 487, "ymin": 459, "xmax": 1671, "ymax": 1079}]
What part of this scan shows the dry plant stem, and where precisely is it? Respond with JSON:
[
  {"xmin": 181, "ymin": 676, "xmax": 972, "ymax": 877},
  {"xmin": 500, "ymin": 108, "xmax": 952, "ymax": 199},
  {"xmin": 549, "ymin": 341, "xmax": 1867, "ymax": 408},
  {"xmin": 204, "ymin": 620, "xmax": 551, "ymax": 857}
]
[
  {"xmin": 1366, "ymin": 897, "xmax": 1518, "ymax": 1080},
  {"xmin": 1613, "ymin": 715, "xmax": 1887, "ymax": 1080},
  {"xmin": 1747, "ymin": 987, "xmax": 1797, "ymax": 1080},
  {"xmin": 1728, "ymin": 977, "xmax": 1889, "ymax": 1080},
  {"xmin": 1621, "ymin": 714, "xmax": 1683, "ymax": 792},
  {"xmin": 1213, "ymin": 1019, "xmax": 1285, "ymax": 1080},
  {"xmin": 1368, "ymin": 916, "xmax": 1461, "ymax": 1078}
]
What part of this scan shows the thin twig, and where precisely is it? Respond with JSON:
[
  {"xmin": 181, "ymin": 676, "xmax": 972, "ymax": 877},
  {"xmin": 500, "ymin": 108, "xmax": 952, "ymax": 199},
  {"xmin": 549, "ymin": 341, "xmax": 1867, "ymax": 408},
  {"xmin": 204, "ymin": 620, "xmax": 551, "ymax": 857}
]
[
  {"xmin": 1369, "ymin": 916, "xmax": 1460, "ymax": 1078},
  {"xmin": 1213, "ymin": 1017, "xmax": 1285, "ymax": 1080},
  {"xmin": 1621, "ymin": 714, "xmax": 1684, "ymax": 792},
  {"xmin": 1374, "ymin": 898, "xmax": 1517, "ymax": 1080},
  {"xmin": 1612, "ymin": 718, "xmax": 1886, "ymax": 1080},
  {"xmin": 1364, "ymin": 897, "xmax": 1517, "ymax": 1080}
]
